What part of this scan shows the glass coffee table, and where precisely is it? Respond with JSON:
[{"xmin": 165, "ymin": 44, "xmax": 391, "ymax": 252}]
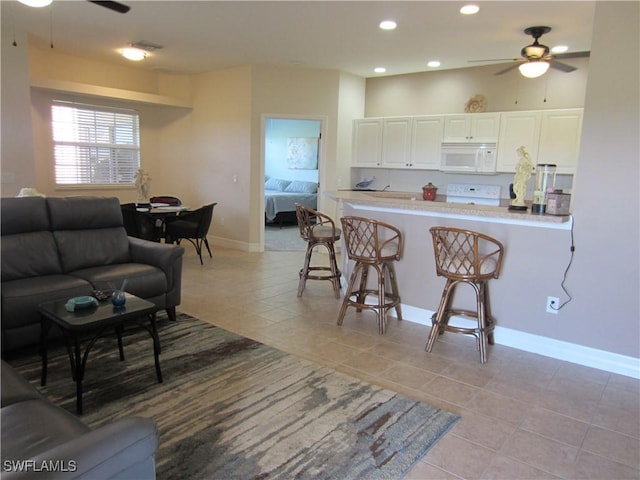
[{"xmin": 38, "ymin": 293, "xmax": 163, "ymax": 414}]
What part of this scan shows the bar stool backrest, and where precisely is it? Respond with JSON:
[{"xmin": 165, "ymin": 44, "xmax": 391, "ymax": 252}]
[
  {"xmin": 295, "ymin": 204, "xmax": 339, "ymax": 242},
  {"xmin": 430, "ymin": 227, "xmax": 504, "ymax": 281},
  {"xmin": 341, "ymin": 216, "xmax": 403, "ymax": 263}
]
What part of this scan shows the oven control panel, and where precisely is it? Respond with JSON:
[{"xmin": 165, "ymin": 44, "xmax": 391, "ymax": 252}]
[{"xmin": 446, "ymin": 183, "xmax": 501, "ymax": 205}]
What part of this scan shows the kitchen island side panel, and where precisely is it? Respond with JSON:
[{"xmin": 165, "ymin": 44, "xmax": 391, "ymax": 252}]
[{"xmin": 342, "ymin": 203, "xmax": 579, "ymax": 347}]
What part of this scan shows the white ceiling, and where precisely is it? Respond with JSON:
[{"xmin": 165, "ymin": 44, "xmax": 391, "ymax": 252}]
[{"xmin": 4, "ymin": 1, "xmax": 595, "ymax": 78}]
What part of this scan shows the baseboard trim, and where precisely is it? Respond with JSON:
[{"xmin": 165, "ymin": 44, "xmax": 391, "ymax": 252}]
[
  {"xmin": 394, "ymin": 304, "xmax": 640, "ymax": 379},
  {"xmin": 209, "ymin": 236, "xmax": 258, "ymax": 252}
]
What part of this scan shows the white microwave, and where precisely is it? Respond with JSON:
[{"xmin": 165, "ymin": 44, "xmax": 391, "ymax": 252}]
[{"xmin": 440, "ymin": 143, "xmax": 498, "ymax": 174}]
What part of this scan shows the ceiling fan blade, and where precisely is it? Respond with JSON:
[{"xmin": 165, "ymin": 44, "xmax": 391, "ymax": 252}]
[
  {"xmin": 495, "ymin": 63, "xmax": 520, "ymax": 76},
  {"xmin": 554, "ymin": 50, "xmax": 590, "ymax": 59},
  {"xmin": 468, "ymin": 58, "xmax": 519, "ymax": 63},
  {"xmin": 550, "ymin": 60, "xmax": 578, "ymax": 73},
  {"xmin": 88, "ymin": 1, "xmax": 130, "ymax": 14}
]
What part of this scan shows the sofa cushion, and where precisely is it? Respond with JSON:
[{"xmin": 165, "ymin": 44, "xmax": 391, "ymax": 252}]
[
  {"xmin": 1, "ymin": 232, "xmax": 63, "ymax": 282},
  {"xmin": 47, "ymin": 197, "xmax": 132, "ymax": 272},
  {"xmin": 1, "ymin": 197, "xmax": 50, "ymax": 235},
  {"xmin": 54, "ymin": 228, "xmax": 131, "ymax": 273},
  {"xmin": 71, "ymin": 263, "xmax": 167, "ymax": 300},
  {"xmin": 1, "ymin": 275, "xmax": 92, "ymax": 330},
  {"xmin": 1, "ymin": 399, "xmax": 90, "ymax": 461}
]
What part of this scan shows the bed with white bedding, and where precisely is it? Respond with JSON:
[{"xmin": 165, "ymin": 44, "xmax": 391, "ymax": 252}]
[{"xmin": 264, "ymin": 178, "xmax": 318, "ymax": 226}]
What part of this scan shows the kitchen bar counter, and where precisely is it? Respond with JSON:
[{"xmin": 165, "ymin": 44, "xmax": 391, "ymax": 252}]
[
  {"xmin": 326, "ymin": 188, "xmax": 578, "ymax": 367},
  {"xmin": 325, "ymin": 190, "xmax": 571, "ymax": 229}
]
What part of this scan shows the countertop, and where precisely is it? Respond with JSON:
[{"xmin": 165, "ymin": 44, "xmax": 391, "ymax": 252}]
[{"xmin": 325, "ymin": 190, "xmax": 571, "ymax": 225}]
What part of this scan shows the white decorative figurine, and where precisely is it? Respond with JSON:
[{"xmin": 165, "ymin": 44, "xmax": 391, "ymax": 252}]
[
  {"xmin": 509, "ymin": 146, "xmax": 534, "ymax": 211},
  {"xmin": 134, "ymin": 168, "xmax": 152, "ymax": 204}
]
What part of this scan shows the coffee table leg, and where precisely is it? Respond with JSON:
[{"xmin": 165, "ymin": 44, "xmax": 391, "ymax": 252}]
[
  {"xmin": 74, "ymin": 335, "xmax": 84, "ymax": 415},
  {"xmin": 149, "ymin": 313, "xmax": 163, "ymax": 383},
  {"xmin": 115, "ymin": 325, "xmax": 125, "ymax": 360},
  {"xmin": 40, "ymin": 317, "xmax": 51, "ymax": 386}
]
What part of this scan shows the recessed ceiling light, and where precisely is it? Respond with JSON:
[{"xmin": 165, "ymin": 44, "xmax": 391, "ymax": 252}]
[
  {"xmin": 121, "ymin": 47, "xmax": 147, "ymax": 61},
  {"xmin": 374, "ymin": 67, "xmax": 386, "ymax": 73},
  {"xmin": 460, "ymin": 5, "xmax": 480, "ymax": 15},
  {"xmin": 427, "ymin": 61, "xmax": 441, "ymax": 68},
  {"xmin": 551, "ymin": 45, "xmax": 569, "ymax": 53},
  {"xmin": 379, "ymin": 20, "xmax": 397, "ymax": 30}
]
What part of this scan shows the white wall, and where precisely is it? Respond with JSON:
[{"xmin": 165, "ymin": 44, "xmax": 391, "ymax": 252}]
[
  {"xmin": 1, "ymin": 29, "xmax": 35, "ymax": 196},
  {"xmin": 265, "ymin": 119, "xmax": 320, "ymax": 183},
  {"xmin": 568, "ymin": 1, "xmax": 639, "ymax": 358}
]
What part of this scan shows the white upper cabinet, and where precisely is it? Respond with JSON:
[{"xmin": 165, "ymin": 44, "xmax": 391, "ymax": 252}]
[
  {"xmin": 442, "ymin": 113, "xmax": 501, "ymax": 143},
  {"xmin": 381, "ymin": 117, "xmax": 412, "ymax": 167},
  {"xmin": 352, "ymin": 119, "xmax": 382, "ymax": 167},
  {"xmin": 538, "ymin": 109, "xmax": 583, "ymax": 174},
  {"xmin": 410, "ymin": 116, "xmax": 444, "ymax": 169},
  {"xmin": 353, "ymin": 116, "xmax": 444, "ymax": 170},
  {"xmin": 496, "ymin": 111, "xmax": 542, "ymax": 172}
]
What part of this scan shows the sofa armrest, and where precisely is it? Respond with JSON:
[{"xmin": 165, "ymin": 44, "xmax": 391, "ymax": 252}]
[
  {"xmin": 128, "ymin": 237, "xmax": 184, "ymax": 287},
  {"xmin": 2, "ymin": 416, "xmax": 158, "ymax": 480}
]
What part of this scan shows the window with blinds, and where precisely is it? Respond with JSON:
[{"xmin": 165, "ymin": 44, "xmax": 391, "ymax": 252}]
[{"xmin": 51, "ymin": 101, "xmax": 140, "ymax": 186}]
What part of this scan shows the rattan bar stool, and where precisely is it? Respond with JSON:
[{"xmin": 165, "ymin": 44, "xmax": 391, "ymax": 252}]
[
  {"xmin": 337, "ymin": 216, "xmax": 403, "ymax": 334},
  {"xmin": 295, "ymin": 204, "xmax": 342, "ymax": 298},
  {"xmin": 425, "ymin": 226, "xmax": 504, "ymax": 363}
]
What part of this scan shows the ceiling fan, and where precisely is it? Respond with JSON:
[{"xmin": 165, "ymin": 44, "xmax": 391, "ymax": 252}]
[
  {"xmin": 88, "ymin": 1, "xmax": 130, "ymax": 14},
  {"xmin": 18, "ymin": 0, "xmax": 130, "ymax": 14},
  {"xmin": 470, "ymin": 26, "xmax": 590, "ymax": 78}
]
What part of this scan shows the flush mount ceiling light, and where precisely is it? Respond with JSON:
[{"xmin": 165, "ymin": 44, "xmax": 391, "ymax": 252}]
[
  {"xmin": 379, "ymin": 20, "xmax": 397, "ymax": 30},
  {"xmin": 427, "ymin": 60, "xmax": 441, "ymax": 68},
  {"xmin": 374, "ymin": 67, "xmax": 386, "ymax": 73},
  {"xmin": 551, "ymin": 45, "xmax": 569, "ymax": 54},
  {"xmin": 518, "ymin": 60, "xmax": 550, "ymax": 78},
  {"xmin": 460, "ymin": 4, "xmax": 480, "ymax": 15},
  {"xmin": 121, "ymin": 47, "xmax": 147, "ymax": 61},
  {"xmin": 18, "ymin": 0, "xmax": 52, "ymax": 6}
]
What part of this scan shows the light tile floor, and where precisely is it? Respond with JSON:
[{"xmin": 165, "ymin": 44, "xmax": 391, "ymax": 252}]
[{"xmin": 179, "ymin": 247, "xmax": 640, "ymax": 479}]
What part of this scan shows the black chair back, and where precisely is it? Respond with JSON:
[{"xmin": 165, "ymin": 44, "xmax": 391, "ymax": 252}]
[
  {"xmin": 165, "ymin": 203, "xmax": 217, "ymax": 264},
  {"xmin": 121, "ymin": 203, "xmax": 160, "ymax": 242}
]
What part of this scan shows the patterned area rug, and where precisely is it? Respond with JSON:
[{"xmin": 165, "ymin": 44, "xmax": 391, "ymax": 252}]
[{"xmin": 9, "ymin": 314, "xmax": 459, "ymax": 480}]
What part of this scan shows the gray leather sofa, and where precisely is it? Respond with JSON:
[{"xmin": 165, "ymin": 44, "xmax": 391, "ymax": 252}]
[
  {"xmin": 1, "ymin": 196, "xmax": 184, "ymax": 352},
  {"xmin": 1, "ymin": 360, "xmax": 158, "ymax": 479}
]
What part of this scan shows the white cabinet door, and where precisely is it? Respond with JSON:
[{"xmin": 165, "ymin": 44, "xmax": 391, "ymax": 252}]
[
  {"xmin": 352, "ymin": 119, "xmax": 382, "ymax": 167},
  {"xmin": 471, "ymin": 113, "xmax": 501, "ymax": 143},
  {"xmin": 538, "ymin": 109, "xmax": 583, "ymax": 174},
  {"xmin": 411, "ymin": 116, "xmax": 444, "ymax": 169},
  {"xmin": 443, "ymin": 113, "xmax": 500, "ymax": 143},
  {"xmin": 496, "ymin": 111, "xmax": 542, "ymax": 172},
  {"xmin": 381, "ymin": 117, "xmax": 412, "ymax": 167},
  {"xmin": 442, "ymin": 115, "xmax": 471, "ymax": 142}
]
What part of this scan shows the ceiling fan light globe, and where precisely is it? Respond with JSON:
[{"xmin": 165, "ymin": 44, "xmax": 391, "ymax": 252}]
[
  {"xmin": 18, "ymin": 0, "xmax": 52, "ymax": 6},
  {"xmin": 121, "ymin": 47, "xmax": 147, "ymax": 61},
  {"xmin": 519, "ymin": 61, "xmax": 550, "ymax": 78}
]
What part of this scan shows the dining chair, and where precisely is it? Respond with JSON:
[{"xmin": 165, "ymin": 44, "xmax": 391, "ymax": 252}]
[
  {"xmin": 165, "ymin": 203, "xmax": 216, "ymax": 264},
  {"xmin": 150, "ymin": 196, "xmax": 182, "ymax": 206},
  {"xmin": 120, "ymin": 203, "xmax": 162, "ymax": 242}
]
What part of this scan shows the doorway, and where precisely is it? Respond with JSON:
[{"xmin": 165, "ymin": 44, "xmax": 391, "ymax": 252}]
[{"xmin": 262, "ymin": 116, "xmax": 323, "ymax": 251}]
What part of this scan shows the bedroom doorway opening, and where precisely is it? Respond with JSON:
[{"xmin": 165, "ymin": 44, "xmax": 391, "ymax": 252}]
[{"xmin": 263, "ymin": 116, "xmax": 323, "ymax": 251}]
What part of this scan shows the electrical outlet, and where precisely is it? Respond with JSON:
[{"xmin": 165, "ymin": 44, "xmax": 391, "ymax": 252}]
[{"xmin": 546, "ymin": 296, "xmax": 560, "ymax": 314}]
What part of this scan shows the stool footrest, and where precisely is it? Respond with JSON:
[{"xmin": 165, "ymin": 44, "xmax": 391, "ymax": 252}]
[{"xmin": 345, "ymin": 289, "xmax": 401, "ymax": 311}]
